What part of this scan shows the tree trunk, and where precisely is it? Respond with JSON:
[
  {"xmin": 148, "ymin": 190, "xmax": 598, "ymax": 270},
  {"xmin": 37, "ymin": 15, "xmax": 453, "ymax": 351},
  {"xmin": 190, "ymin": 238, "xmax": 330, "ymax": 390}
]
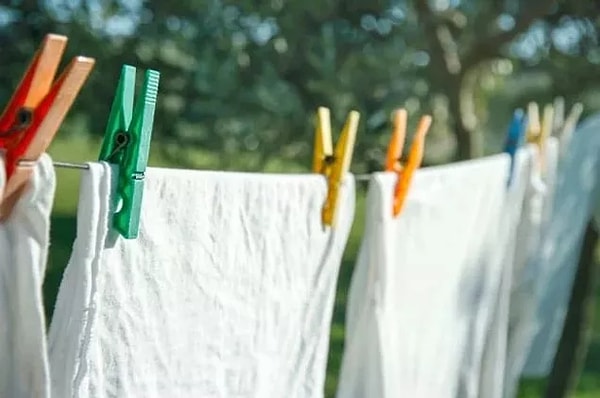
[
  {"xmin": 447, "ymin": 70, "xmax": 482, "ymax": 161},
  {"xmin": 544, "ymin": 220, "xmax": 600, "ymax": 398}
]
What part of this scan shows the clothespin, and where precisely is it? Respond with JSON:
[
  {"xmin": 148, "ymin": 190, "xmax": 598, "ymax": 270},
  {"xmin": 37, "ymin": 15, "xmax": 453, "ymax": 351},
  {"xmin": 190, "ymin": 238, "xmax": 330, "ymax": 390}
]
[
  {"xmin": 526, "ymin": 102, "xmax": 553, "ymax": 172},
  {"xmin": 385, "ymin": 109, "xmax": 407, "ymax": 173},
  {"xmin": 536, "ymin": 104, "xmax": 554, "ymax": 172},
  {"xmin": 558, "ymin": 102, "xmax": 584, "ymax": 158},
  {"xmin": 503, "ymin": 109, "xmax": 527, "ymax": 186},
  {"xmin": 98, "ymin": 65, "xmax": 160, "ymax": 239},
  {"xmin": 312, "ymin": 107, "xmax": 359, "ymax": 228},
  {"xmin": 385, "ymin": 109, "xmax": 432, "ymax": 217},
  {"xmin": 526, "ymin": 102, "xmax": 541, "ymax": 144},
  {"xmin": 0, "ymin": 34, "xmax": 95, "ymax": 220},
  {"xmin": 552, "ymin": 96, "xmax": 565, "ymax": 137}
]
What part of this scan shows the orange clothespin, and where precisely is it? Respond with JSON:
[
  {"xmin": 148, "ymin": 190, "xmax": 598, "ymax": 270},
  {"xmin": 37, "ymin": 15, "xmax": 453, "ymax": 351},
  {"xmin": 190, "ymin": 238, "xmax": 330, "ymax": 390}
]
[
  {"xmin": 0, "ymin": 34, "xmax": 95, "ymax": 220},
  {"xmin": 313, "ymin": 106, "xmax": 359, "ymax": 228},
  {"xmin": 385, "ymin": 109, "xmax": 432, "ymax": 217},
  {"xmin": 385, "ymin": 109, "xmax": 407, "ymax": 173}
]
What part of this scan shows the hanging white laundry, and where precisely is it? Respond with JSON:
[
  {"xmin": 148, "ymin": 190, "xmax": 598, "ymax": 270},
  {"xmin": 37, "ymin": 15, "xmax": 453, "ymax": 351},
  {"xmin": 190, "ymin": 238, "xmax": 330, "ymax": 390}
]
[
  {"xmin": 0, "ymin": 154, "xmax": 56, "ymax": 398},
  {"xmin": 48, "ymin": 164, "xmax": 355, "ymax": 398},
  {"xmin": 523, "ymin": 114, "xmax": 600, "ymax": 376},
  {"xmin": 498, "ymin": 138, "xmax": 559, "ymax": 398},
  {"xmin": 336, "ymin": 154, "xmax": 513, "ymax": 398},
  {"xmin": 470, "ymin": 138, "xmax": 560, "ymax": 398},
  {"xmin": 476, "ymin": 146, "xmax": 537, "ymax": 398}
]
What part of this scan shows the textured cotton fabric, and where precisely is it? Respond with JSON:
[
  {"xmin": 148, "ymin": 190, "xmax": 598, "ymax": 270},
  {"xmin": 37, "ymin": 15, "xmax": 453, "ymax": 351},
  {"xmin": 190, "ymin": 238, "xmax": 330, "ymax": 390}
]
[
  {"xmin": 49, "ymin": 164, "xmax": 355, "ymax": 398},
  {"xmin": 336, "ymin": 155, "xmax": 511, "ymax": 398},
  {"xmin": 524, "ymin": 115, "xmax": 600, "ymax": 376},
  {"xmin": 0, "ymin": 154, "xmax": 56, "ymax": 398}
]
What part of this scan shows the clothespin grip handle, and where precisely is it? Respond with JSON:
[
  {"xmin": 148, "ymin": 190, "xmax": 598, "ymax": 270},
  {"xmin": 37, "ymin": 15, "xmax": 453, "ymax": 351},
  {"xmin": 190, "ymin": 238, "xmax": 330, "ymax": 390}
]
[
  {"xmin": 0, "ymin": 34, "xmax": 94, "ymax": 220},
  {"xmin": 392, "ymin": 115, "xmax": 431, "ymax": 217},
  {"xmin": 385, "ymin": 109, "xmax": 407, "ymax": 172},
  {"xmin": 99, "ymin": 65, "xmax": 160, "ymax": 239},
  {"xmin": 312, "ymin": 107, "xmax": 359, "ymax": 228},
  {"xmin": 322, "ymin": 111, "xmax": 359, "ymax": 227},
  {"xmin": 504, "ymin": 109, "xmax": 527, "ymax": 187}
]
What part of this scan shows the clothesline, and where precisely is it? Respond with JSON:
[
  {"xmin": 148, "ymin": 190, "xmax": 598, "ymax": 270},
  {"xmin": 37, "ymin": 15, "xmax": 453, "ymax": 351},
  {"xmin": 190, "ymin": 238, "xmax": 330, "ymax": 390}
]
[{"xmin": 45, "ymin": 160, "xmax": 375, "ymax": 181}]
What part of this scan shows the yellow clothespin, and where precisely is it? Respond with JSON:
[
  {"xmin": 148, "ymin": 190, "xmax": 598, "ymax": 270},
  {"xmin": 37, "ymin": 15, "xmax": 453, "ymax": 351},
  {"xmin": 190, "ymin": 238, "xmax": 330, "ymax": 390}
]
[
  {"xmin": 526, "ymin": 102, "xmax": 541, "ymax": 144},
  {"xmin": 313, "ymin": 106, "xmax": 359, "ymax": 228},
  {"xmin": 526, "ymin": 101, "xmax": 554, "ymax": 172},
  {"xmin": 385, "ymin": 109, "xmax": 432, "ymax": 217},
  {"xmin": 536, "ymin": 104, "xmax": 553, "ymax": 172}
]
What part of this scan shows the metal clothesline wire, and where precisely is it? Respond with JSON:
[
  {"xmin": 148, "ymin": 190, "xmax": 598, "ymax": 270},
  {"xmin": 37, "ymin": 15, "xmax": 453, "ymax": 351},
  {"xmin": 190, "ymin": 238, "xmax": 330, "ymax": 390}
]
[{"xmin": 19, "ymin": 160, "xmax": 375, "ymax": 180}]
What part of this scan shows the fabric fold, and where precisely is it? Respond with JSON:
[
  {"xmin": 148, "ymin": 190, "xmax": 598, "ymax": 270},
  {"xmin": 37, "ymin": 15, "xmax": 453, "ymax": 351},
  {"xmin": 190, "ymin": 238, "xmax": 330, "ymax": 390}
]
[
  {"xmin": 49, "ymin": 167, "xmax": 355, "ymax": 398},
  {"xmin": 0, "ymin": 154, "xmax": 56, "ymax": 398}
]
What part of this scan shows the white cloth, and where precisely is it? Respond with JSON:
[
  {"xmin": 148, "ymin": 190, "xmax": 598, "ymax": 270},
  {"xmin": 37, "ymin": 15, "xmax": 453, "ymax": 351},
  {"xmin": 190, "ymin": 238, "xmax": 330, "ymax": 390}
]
[
  {"xmin": 336, "ymin": 154, "xmax": 511, "ymax": 398},
  {"xmin": 0, "ymin": 154, "xmax": 55, "ymax": 398},
  {"xmin": 523, "ymin": 114, "xmax": 600, "ymax": 376},
  {"xmin": 48, "ymin": 163, "xmax": 355, "ymax": 398},
  {"xmin": 495, "ymin": 139, "xmax": 560, "ymax": 398},
  {"xmin": 476, "ymin": 146, "xmax": 537, "ymax": 398}
]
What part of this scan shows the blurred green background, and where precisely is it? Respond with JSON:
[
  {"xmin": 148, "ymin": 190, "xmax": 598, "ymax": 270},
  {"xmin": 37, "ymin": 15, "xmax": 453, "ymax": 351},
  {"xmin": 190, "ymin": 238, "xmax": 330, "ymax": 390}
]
[{"xmin": 2, "ymin": 0, "xmax": 600, "ymax": 397}]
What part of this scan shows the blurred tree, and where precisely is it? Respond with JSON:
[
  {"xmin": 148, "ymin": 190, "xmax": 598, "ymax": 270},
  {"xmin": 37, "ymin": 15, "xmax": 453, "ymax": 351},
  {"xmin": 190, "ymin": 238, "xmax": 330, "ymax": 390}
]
[
  {"xmin": 1, "ymin": 0, "xmax": 599, "ymax": 167},
  {"xmin": 1, "ymin": 0, "xmax": 600, "ymax": 396}
]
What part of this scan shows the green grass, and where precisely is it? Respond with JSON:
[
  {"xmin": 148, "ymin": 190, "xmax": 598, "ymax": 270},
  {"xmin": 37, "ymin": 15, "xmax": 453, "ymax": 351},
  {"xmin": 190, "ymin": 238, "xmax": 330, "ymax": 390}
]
[{"xmin": 44, "ymin": 137, "xmax": 600, "ymax": 398}]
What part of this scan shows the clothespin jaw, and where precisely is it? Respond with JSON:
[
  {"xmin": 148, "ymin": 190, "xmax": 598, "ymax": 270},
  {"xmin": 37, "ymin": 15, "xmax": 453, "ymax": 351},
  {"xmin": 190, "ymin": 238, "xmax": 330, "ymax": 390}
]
[
  {"xmin": 385, "ymin": 109, "xmax": 407, "ymax": 172},
  {"xmin": 0, "ymin": 34, "xmax": 95, "ymax": 220},
  {"xmin": 504, "ymin": 109, "xmax": 527, "ymax": 186},
  {"xmin": 99, "ymin": 65, "xmax": 160, "ymax": 239},
  {"xmin": 0, "ymin": 34, "xmax": 66, "ymax": 134},
  {"xmin": 312, "ymin": 107, "xmax": 333, "ymax": 174},
  {"xmin": 552, "ymin": 96, "xmax": 565, "ymax": 137},
  {"xmin": 526, "ymin": 102, "xmax": 541, "ymax": 144},
  {"xmin": 541, "ymin": 104, "xmax": 554, "ymax": 141},
  {"xmin": 391, "ymin": 115, "xmax": 431, "ymax": 217},
  {"xmin": 559, "ymin": 102, "xmax": 583, "ymax": 156},
  {"xmin": 313, "ymin": 107, "xmax": 359, "ymax": 228},
  {"xmin": 532, "ymin": 104, "xmax": 554, "ymax": 173}
]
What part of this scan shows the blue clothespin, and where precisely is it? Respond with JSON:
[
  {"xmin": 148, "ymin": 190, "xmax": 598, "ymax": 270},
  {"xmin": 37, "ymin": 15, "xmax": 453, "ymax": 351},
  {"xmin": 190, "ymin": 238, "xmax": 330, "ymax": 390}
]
[
  {"xmin": 98, "ymin": 65, "xmax": 160, "ymax": 239},
  {"xmin": 504, "ymin": 108, "xmax": 527, "ymax": 187}
]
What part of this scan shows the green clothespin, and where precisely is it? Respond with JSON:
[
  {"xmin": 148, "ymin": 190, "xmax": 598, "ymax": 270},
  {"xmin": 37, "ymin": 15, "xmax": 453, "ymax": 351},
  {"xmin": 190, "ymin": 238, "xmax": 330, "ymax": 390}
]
[{"xmin": 99, "ymin": 65, "xmax": 160, "ymax": 239}]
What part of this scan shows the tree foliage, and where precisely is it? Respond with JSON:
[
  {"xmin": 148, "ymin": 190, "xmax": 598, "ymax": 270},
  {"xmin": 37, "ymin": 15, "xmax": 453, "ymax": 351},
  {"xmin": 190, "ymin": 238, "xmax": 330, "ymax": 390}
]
[{"xmin": 1, "ymin": 0, "xmax": 599, "ymax": 170}]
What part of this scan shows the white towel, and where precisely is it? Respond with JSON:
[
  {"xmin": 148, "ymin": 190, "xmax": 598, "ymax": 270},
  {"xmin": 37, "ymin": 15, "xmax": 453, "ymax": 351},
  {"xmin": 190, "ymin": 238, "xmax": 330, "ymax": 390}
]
[
  {"xmin": 336, "ymin": 154, "xmax": 511, "ymax": 398},
  {"xmin": 500, "ymin": 139, "xmax": 559, "ymax": 398},
  {"xmin": 0, "ymin": 154, "xmax": 55, "ymax": 398},
  {"xmin": 523, "ymin": 114, "xmax": 600, "ymax": 376},
  {"xmin": 48, "ymin": 163, "xmax": 355, "ymax": 398}
]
